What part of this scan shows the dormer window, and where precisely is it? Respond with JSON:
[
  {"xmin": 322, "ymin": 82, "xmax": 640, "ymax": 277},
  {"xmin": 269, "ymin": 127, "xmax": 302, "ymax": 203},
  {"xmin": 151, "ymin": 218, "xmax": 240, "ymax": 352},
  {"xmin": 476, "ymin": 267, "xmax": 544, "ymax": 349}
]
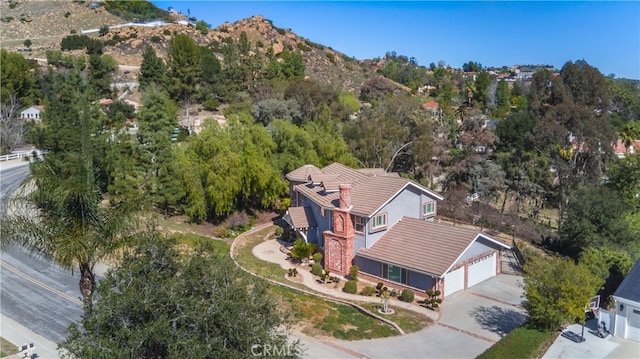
[
  {"xmin": 423, "ymin": 201, "xmax": 436, "ymax": 217},
  {"xmin": 371, "ymin": 213, "xmax": 387, "ymax": 231}
]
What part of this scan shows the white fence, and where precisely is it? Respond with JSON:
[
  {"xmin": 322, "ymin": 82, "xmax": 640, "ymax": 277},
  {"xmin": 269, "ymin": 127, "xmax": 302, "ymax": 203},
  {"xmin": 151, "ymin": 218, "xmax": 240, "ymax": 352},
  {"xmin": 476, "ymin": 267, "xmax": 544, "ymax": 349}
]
[{"xmin": 0, "ymin": 150, "xmax": 42, "ymax": 162}]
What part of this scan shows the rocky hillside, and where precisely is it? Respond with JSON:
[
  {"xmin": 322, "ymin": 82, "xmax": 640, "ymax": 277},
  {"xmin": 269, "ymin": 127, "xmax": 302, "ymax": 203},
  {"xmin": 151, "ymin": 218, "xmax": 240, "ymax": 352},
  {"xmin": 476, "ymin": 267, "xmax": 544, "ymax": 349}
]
[{"xmin": 1, "ymin": 1, "xmax": 381, "ymax": 93}]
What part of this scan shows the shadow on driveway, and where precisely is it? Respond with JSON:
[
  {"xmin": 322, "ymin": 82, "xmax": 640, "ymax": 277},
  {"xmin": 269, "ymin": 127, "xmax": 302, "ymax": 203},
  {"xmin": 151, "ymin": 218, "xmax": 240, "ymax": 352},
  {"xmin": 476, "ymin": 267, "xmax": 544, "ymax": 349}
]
[{"xmin": 469, "ymin": 305, "xmax": 528, "ymax": 338}]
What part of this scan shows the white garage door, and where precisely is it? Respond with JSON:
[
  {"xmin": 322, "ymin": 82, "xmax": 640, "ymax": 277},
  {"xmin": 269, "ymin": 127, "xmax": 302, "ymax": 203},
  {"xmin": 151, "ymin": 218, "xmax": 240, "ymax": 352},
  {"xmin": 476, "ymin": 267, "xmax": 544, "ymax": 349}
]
[
  {"xmin": 628, "ymin": 308, "xmax": 640, "ymax": 342},
  {"xmin": 467, "ymin": 253, "xmax": 496, "ymax": 288},
  {"xmin": 444, "ymin": 267, "xmax": 464, "ymax": 297}
]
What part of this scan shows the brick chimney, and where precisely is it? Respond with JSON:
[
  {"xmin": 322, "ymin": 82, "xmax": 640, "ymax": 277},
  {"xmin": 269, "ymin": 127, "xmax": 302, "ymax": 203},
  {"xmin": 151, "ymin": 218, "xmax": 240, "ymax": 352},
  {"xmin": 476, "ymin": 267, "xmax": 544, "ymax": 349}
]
[
  {"xmin": 324, "ymin": 183, "xmax": 355, "ymax": 276},
  {"xmin": 339, "ymin": 184, "xmax": 352, "ymax": 209}
]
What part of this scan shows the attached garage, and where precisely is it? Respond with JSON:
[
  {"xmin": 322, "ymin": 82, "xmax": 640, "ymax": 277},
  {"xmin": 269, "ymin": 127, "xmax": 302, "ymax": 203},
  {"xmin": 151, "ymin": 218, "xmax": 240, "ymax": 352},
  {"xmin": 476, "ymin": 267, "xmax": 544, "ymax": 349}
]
[
  {"xmin": 444, "ymin": 266, "xmax": 465, "ymax": 297},
  {"xmin": 613, "ymin": 258, "xmax": 640, "ymax": 342},
  {"xmin": 356, "ymin": 218, "xmax": 510, "ymax": 298},
  {"xmin": 467, "ymin": 253, "xmax": 497, "ymax": 288}
]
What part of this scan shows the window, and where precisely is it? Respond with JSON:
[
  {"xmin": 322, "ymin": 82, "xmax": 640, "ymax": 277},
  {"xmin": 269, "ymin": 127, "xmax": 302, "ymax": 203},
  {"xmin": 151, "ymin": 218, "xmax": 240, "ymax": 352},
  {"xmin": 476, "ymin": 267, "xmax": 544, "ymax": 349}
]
[
  {"xmin": 353, "ymin": 215, "xmax": 365, "ymax": 233},
  {"xmin": 382, "ymin": 263, "xmax": 408, "ymax": 284},
  {"xmin": 371, "ymin": 213, "xmax": 387, "ymax": 230},
  {"xmin": 423, "ymin": 201, "xmax": 436, "ymax": 217}
]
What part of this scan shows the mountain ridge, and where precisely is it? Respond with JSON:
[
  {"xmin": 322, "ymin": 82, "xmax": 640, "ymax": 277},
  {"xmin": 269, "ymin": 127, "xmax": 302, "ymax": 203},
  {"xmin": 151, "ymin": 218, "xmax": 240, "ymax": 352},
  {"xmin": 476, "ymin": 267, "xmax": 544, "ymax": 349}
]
[{"xmin": 0, "ymin": 1, "xmax": 383, "ymax": 93}]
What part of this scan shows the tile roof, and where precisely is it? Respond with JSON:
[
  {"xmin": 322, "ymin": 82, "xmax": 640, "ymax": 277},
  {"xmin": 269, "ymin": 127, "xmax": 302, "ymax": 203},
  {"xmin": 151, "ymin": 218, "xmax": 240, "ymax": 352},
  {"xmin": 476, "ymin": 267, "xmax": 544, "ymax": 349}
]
[
  {"xmin": 357, "ymin": 217, "xmax": 501, "ymax": 276},
  {"xmin": 292, "ymin": 162, "xmax": 443, "ymax": 216},
  {"xmin": 285, "ymin": 164, "xmax": 322, "ymax": 182},
  {"xmin": 614, "ymin": 258, "xmax": 640, "ymax": 304},
  {"xmin": 284, "ymin": 206, "xmax": 317, "ymax": 229}
]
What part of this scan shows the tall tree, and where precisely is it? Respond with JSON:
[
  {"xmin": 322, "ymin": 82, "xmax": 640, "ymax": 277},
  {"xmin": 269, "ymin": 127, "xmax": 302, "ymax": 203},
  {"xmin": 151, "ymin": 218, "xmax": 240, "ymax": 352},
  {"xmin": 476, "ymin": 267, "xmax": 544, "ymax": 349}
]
[
  {"xmin": 59, "ymin": 235, "xmax": 298, "ymax": 358},
  {"xmin": 87, "ymin": 54, "xmax": 116, "ymax": 100},
  {"xmin": 2, "ymin": 73, "xmax": 140, "ymax": 309},
  {"xmin": 0, "ymin": 48, "xmax": 39, "ymax": 105},
  {"xmin": 136, "ymin": 85, "xmax": 184, "ymax": 214},
  {"xmin": 166, "ymin": 34, "xmax": 202, "ymax": 132},
  {"xmin": 0, "ymin": 94, "xmax": 25, "ymax": 154},
  {"xmin": 558, "ymin": 184, "xmax": 636, "ymax": 258},
  {"xmin": 138, "ymin": 45, "xmax": 166, "ymax": 89},
  {"xmin": 523, "ymin": 254, "xmax": 603, "ymax": 331}
]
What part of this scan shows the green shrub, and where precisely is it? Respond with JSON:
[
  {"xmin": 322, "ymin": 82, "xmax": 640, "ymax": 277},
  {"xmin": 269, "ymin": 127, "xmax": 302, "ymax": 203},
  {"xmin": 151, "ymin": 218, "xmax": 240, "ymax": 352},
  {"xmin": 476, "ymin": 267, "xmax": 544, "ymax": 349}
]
[
  {"xmin": 65, "ymin": 12, "xmax": 71, "ymax": 18},
  {"xmin": 376, "ymin": 282, "xmax": 384, "ymax": 293},
  {"xmin": 400, "ymin": 289, "xmax": 414, "ymax": 303},
  {"xmin": 343, "ymin": 280, "xmax": 357, "ymax": 294},
  {"xmin": 348, "ymin": 265, "xmax": 359, "ymax": 280},
  {"xmin": 163, "ymin": 29, "xmax": 170, "ymax": 36},
  {"xmin": 296, "ymin": 42, "xmax": 311, "ymax": 52},
  {"xmin": 202, "ymin": 98, "xmax": 220, "ymax": 111},
  {"xmin": 361, "ymin": 286, "xmax": 376, "ymax": 296},
  {"xmin": 311, "ymin": 263, "xmax": 323, "ymax": 276},
  {"xmin": 274, "ymin": 227, "xmax": 284, "ymax": 236},
  {"xmin": 312, "ymin": 252, "xmax": 323, "ymax": 262},
  {"xmin": 9, "ymin": 2, "xmax": 17, "ymax": 9},
  {"xmin": 150, "ymin": 35, "xmax": 161, "ymax": 43}
]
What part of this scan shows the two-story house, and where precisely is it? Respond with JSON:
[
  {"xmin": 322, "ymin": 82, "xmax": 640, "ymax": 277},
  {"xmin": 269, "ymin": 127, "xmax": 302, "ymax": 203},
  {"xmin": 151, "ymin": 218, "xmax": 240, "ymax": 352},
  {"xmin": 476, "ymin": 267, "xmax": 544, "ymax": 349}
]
[{"xmin": 284, "ymin": 162, "xmax": 510, "ymax": 297}]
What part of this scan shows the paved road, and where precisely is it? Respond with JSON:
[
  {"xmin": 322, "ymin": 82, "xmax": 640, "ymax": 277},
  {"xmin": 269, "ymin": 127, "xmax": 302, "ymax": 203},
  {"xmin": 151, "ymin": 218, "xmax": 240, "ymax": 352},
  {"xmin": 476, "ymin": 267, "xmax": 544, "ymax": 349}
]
[{"xmin": 1, "ymin": 160, "xmax": 83, "ymax": 358}]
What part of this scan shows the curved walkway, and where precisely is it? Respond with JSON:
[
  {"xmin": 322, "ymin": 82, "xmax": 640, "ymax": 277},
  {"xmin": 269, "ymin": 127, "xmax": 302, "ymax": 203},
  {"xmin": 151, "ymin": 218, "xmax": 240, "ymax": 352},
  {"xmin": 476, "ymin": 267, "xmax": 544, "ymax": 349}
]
[
  {"xmin": 250, "ymin": 235, "xmax": 440, "ymax": 323},
  {"xmin": 231, "ymin": 222, "xmax": 529, "ymax": 359},
  {"xmin": 229, "ymin": 224, "xmax": 428, "ymax": 335}
]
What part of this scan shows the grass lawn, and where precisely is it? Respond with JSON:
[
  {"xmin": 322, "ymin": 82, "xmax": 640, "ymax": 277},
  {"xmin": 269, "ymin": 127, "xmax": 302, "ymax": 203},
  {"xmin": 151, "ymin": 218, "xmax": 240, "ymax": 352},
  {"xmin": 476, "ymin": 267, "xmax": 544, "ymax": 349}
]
[
  {"xmin": 476, "ymin": 324, "xmax": 557, "ymax": 359},
  {"xmin": 232, "ymin": 224, "xmax": 295, "ymax": 283},
  {"xmin": 360, "ymin": 302, "xmax": 433, "ymax": 333},
  {"xmin": 173, "ymin": 232, "xmax": 230, "ymax": 255},
  {"xmin": 0, "ymin": 337, "xmax": 19, "ymax": 357},
  {"xmin": 235, "ymin": 225, "xmax": 429, "ymax": 340},
  {"xmin": 271, "ymin": 285, "xmax": 399, "ymax": 340}
]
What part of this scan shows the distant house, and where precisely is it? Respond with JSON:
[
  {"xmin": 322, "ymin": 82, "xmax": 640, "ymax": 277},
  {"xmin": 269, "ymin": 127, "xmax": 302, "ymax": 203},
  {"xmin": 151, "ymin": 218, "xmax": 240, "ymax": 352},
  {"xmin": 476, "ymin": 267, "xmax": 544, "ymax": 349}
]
[
  {"xmin": 284, "ymin": 162, "xmax": 510, "ymax": 298},
  {"xmin": 614, "ymin": 139, "xmax": 640, "ymax": 158},
  {"xmin": 20, "ymin": 105, "xmax": 43, "ymax": 123},
  {"xmin": 612, "ymin": 258, "xmax": 640, "ymax": 342}
]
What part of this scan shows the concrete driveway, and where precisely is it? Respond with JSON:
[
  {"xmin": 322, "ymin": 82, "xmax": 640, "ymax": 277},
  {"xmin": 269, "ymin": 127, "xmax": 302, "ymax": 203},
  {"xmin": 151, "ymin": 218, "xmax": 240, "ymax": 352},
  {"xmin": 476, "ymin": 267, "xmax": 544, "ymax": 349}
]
[
  {"xmin": 543, "ymin": 320, "xmax": 640, "ymax": 359},
  {"xmin": 337, "ymin": 274, "xmax": 528, "ymax": 359}
]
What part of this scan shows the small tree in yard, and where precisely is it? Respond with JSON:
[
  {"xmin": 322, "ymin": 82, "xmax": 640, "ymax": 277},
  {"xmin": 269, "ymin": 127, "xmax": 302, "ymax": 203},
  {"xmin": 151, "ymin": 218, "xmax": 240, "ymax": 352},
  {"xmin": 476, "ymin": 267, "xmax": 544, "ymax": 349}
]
[
  {"xmin": 424, "ymin": 289, "xmax": 443, "ymax": 310},
  {"xmin": 23, "ymin": 39, "xmax": 32, "ymax": 48},
  {"xmin": 349, "ymin": 265, "xmax": 359, "ymax": 280},
  {"xmin": 523, "ymin": 254, "xmax": 604, "ymax": 331},
  {"xmin": 290, "ymin": 239, "xmax": 315, "ymax": 264}
]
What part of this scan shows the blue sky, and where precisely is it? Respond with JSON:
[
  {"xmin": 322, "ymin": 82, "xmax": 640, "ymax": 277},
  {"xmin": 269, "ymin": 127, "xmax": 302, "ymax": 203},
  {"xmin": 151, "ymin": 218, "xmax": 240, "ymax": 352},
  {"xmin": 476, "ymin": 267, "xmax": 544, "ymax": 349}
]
[{"xmin": 152, "ymin": 1, "xmax": 640, "ymax": 80}]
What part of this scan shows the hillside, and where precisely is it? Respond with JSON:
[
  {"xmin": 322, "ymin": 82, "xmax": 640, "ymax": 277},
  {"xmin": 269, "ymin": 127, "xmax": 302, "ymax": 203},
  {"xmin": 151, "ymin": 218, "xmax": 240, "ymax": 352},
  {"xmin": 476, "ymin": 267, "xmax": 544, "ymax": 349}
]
[{"xmin": 0, "ymin": 1, "xmax": 381, "ymax": 93}]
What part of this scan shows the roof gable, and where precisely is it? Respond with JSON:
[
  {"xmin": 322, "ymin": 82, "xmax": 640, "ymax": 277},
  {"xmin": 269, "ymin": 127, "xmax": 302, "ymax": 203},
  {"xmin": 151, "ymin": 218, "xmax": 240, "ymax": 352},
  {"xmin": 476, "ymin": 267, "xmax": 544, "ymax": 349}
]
[
  {"xmin": 614, "ymin": 258, "xmax": 640, "ymax": 303},
  {"xmin": 357, "ymin": 218, "xmax": 508, "ymax": 276},
  {"xmin": 289, "ymin": 162, "xmax": 443, "ymax": 216},
  {"xmin": 285, "ymin": 164, "xmax": 322, "ymax": 182}
]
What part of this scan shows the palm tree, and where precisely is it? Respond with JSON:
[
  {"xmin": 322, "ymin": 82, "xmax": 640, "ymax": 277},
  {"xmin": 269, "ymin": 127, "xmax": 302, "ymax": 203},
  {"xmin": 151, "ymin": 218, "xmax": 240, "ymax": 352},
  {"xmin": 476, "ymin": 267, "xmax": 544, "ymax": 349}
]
[
  {"xmin": 619, "ymin": 122, "xmax": 640, "ymax": 150},
  {"xmin": 2, "ymin": 151, "xmax": 141, "ymax": 310},
  {"xmin": 1, "ymin": 93, "xmax": 144, "ymax": 310}
]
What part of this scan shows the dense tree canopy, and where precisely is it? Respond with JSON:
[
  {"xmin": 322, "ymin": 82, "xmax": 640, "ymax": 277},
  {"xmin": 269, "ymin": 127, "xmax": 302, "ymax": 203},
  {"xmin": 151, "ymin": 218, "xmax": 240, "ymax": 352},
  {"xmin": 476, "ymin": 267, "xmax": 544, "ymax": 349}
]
[
  {"xmin": 523, "ymin": 254, "xmax": 603, "ymax": 331},
  {"xmin": 59, "ymin": 236, "xmax": 298, "ymax": 358}
]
